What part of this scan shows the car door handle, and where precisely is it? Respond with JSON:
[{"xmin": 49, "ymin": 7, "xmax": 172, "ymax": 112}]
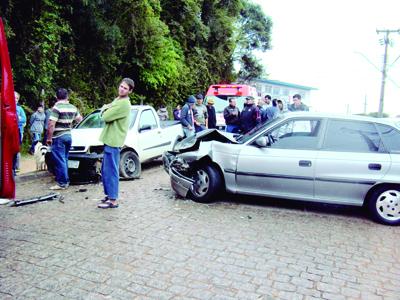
[
  {"xmin": 368, "ymin": 163, "xmax": 382, "ymax": 171},
  {"xmin": 299, "ymin": 160, "xmax": 312, "ymax": 167}
]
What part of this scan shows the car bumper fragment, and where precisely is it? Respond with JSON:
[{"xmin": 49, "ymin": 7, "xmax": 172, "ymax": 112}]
[{"xmin": 169, "ymin": 167, "xmax": 194, "ymax": 198}]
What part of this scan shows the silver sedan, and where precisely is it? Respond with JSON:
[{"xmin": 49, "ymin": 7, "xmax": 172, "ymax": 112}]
[{"xmin": 163, "ymin": 113, "xmax": 400, "ymax": 225}]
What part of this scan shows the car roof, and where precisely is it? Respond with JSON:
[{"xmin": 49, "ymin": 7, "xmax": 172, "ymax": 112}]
[{"xmin": 281, "ymin": 112, "xmax": 400, "ymax": 128}]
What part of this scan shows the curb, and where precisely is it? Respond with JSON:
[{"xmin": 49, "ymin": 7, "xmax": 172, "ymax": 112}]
[{"xmin": 15, "ymin": 171, "xmax": 51, "ymax": 183}]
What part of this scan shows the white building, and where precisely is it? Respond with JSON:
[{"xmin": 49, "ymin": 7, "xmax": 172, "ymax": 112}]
[{"xmin": 249, "ymin": 78, "xmax": 318, "ymax": 110}]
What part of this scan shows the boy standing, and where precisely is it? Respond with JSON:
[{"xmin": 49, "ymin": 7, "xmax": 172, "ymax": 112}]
[
  {"xmin": 97, "ymin": 78, "xmax": 134, "ymax": 209},
  {"xmin": 29, "ymin": 104, "xmax": 45, "ymax": 154}
]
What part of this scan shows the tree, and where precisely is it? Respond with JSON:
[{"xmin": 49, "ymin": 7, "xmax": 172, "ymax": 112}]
[
  {"xmin": 1, "ymin": 0, "xmax": 273, "ymax": 110},
  {"xmin": 236, "ymin": 0, "xmax": 272, "ymax": 82}
]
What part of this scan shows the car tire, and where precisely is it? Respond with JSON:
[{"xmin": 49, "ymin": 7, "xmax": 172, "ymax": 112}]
[
  {"xmin": 119, "ymin": 150, "xmax": 141, "ymax": 179},
  {"xmin": 368, "ymin": 185, "xmax": 400, "ymax": 225},
  {"xmin": 189, "ymin": 164, "xmax": 222, "ymax": 203}
]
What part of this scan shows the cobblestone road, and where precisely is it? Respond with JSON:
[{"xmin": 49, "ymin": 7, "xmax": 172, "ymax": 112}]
[{"xmin": 1, "ymin": 161, "xmax": 399, "ymax": 299}]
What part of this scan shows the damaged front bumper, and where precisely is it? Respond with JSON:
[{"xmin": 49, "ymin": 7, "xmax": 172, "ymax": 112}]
[
  {"xmin": 68, "ymin": 152, "xmax": 103, "ymax": 183},
  {"xmin": 162, "ymin": 151, "xmax": 195, "ymax": 198},
  {"xmin": 169, "ymin": 167, "xmax": 194, "ymax": 198}
]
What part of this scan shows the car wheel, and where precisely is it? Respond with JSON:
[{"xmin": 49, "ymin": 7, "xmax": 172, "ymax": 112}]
[
  {"xmin": 368, "ymin": 185, "xmax": 400, "ymax": 225},
  {"xmin": 189, "ymin": 164, "xmax": 222, "ymax": 203},
  {"xmin": 119, "ymin": 150, "xmax": 141, "ymax": 179}
]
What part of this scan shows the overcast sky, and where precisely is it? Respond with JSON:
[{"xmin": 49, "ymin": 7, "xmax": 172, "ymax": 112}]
[{"xmin": 252, "ymin": 0, "xmax": 400, "ymax": 115}]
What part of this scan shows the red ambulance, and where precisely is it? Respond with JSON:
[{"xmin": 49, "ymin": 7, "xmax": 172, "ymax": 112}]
[{"xmin": 204, "ymin": 84, "xmax": 258, "ymax": 129}]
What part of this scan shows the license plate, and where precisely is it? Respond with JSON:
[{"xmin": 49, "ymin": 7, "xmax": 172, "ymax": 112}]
[{"xmin": 68, "ymin": 160, "xmax": 80, "ymax": 169}]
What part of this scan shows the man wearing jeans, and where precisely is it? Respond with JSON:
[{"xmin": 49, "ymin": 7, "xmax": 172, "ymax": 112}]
[
  {"xmin": 180, "ymin": 95, "xmax": 196, "ymax": 138},
  {"xmin": 46, "ymin": 88, "xmax": 82, "ymax": 190},
  {"xmin": 97, "ymin": 78, "xmax": 134, "ymax": 209}
]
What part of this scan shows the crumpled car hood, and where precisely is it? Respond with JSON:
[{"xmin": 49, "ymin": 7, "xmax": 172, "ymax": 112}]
[{"xmin": 173, "ymin": 129, "xmax": 238, "ymax": 153}]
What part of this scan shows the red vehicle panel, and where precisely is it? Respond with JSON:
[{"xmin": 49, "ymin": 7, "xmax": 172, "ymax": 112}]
[
  {"xmin": 204, "ymin": 84, "xmax": 258, "ymax": 129},
  {"xmin": 0, "ymin": 18, "xmax": 19, "ymax": 199}
]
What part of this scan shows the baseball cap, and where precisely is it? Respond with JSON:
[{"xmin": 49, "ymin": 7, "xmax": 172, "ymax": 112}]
[
  {"xmin": 187, "ymin": 95, "xmax": 196, "ymax": 103},
  {"xmin": 195, "ymin": 93, "xmax": 204, "ymax": 100},
  {"xmin": 207, "ymin": 98, "xmax": 214, "ymax": 105}
]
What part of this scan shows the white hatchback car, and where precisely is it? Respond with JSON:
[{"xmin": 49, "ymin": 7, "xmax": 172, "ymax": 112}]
[{"xmin": 163, "ymin": 113, "xmax": 400, "ymax": 225}]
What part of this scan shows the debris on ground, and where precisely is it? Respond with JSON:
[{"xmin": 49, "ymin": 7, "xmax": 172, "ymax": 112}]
[
  {"xmin": 9, "ymin": 193, "xmax": 61, "ymax": 207},
  {"xmin": 154, "ymin": 187, "xmax": 171, "ymax": 191}
]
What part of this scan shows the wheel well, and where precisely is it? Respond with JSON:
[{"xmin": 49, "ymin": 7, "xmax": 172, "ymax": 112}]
[
  {"xmin": 196, "ymin": 156, "xmax": 226, "ymax": 188},
  {"xmin": 121, "ymin": 147, "xmax": 139, "ymax": 157},
  {"xmin": 364, "ymin": 183, "xmax": 400, "ymax": 206}
]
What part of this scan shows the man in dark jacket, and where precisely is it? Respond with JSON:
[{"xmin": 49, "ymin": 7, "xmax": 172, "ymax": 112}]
[
  {"xmin": 223, "ymin": 98, "xmax": 241, "ymax": 133},
  {"xmin": 240, "ymin": 97, "xmax": 261, "ymax": 133},
  {"xmin": 180, "ymin": 96, "xmax": 196, "ymax": 137},
  {"xmin": 206, "ymin": 98, "xmax": 217, "ymax": 129}
]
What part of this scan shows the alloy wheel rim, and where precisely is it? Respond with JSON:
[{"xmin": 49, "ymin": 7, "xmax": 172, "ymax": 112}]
[
  {"xmin": 191, "ymin": 169, "xmax": 210, "ymax": 197},
  {"xmin": 376, "ymin": 190, "xmax": 400, "ymax": 221}
]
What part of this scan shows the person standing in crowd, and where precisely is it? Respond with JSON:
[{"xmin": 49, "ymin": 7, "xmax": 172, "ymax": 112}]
[
  {"xmin": 264, "ymin": 94, "xmax": 272, "ymax": 107},
  {"xmin": 173, "ymin": 104, "xmax": 181, "ymax": 121},
  {"xmin": 180, "ymin": 96, "xmax": 196, "ymax": 138},
  {"xmin": 240, "ymin": 96, "xmax": 261, "ymax": 133},
  {"xmin": 29, "ymin": 104, "xmax": 45, "ymax": 154},
  {"xmin": 157, "ymin": 105, "xmax": 169, "ymax": 121},
  {"xmin": 206, "ymin": 98, "xmax": 217, "ymax": 129},
  {"xmin": 223, "ymin": 98, "xmax": 240, "ymax": 133},
  {"xmin": 277, "ymin": 99, "xmax": 284, "ymax": 113},
  {"xmin": 264, "ymin": 99, "xmax": 280, "ymax": 121},
  {"xmin": 258, "ymin": 97, "xmax": 267, "ymax": 123},
  {"xmin": 43, "ymin": 97, "xmax": 56, "ymax": 144},
  {"xmin": 193, "ymin": 93, "xmax": 208, "ymax": 132},
  {"xmin": 288, "ymin": 94, "xmax": 309, "ymax": 111},
  {"xmin": 97, "ymin": 78, "xmax": 134, "ymax": 209},
  {"xmin": 46, "ymin": 88, "xmax": 82, "ymax": 190},
  {"xmin": 14, "ymin": 91, "xmax": 26, "ymax": 173}
]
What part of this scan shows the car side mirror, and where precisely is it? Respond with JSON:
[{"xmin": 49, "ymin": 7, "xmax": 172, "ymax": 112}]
[
  {"xmin": 255, "ymin": 137, "xmax": 268, "ymax": 147},
  {"xmin": 139, "ymin": 124, "xmax": 152, "ymax": 132}
]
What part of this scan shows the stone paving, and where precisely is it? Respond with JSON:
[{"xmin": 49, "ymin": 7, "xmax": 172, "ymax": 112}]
[{"xmin": 1, "ymin": 161, "xmax": 399, "ymax": 299}]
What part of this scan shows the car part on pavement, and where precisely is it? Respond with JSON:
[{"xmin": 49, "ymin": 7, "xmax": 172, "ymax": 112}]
[{"xmin": 9, "ymin": 192, "xmax": 61, "ymax": 207}]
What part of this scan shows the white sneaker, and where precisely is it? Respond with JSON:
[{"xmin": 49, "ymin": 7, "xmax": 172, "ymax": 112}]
[{"xmin": 49, "ymin": 185, "xmax": 67, "ymax": 190}]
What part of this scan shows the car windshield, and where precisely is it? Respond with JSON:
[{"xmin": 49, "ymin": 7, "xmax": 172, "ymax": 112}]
[
  {"xmin": 235, "ymin": 115, "xmax": 284, "ymax": 143},
  {"xmin": 77, "ymin": 109, "xmax": 138, "ymax": 129},
  {"xmin": 204, "ymin": 95, "xmax": 249, "ymax": 114}
]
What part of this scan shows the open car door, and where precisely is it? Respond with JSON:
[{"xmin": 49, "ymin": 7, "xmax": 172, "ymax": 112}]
[{"xmin": 0, "ymin": 18, "xmax": 19, "ymax": 199}]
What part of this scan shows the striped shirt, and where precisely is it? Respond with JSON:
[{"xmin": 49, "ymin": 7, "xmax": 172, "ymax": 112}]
[{"xmin": 49, "ymin": 100, "xmax": 81, "ymax": 138}]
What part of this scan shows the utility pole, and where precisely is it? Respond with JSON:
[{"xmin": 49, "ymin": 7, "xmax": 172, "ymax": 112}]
[
  {"xmin": 364, "ymin": 94, "xmax": 367, "ymax": 115},
  {"xmin": 376, "ymin": 29, "xmax": 400, "ymax": 117}
]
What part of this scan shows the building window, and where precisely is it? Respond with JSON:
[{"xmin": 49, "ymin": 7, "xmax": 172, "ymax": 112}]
[{"xmin": 272, "ymin": 87, "xmax": 280, "ymax": 95}]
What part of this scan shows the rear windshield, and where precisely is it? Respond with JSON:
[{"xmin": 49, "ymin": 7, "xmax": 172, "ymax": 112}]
[
  {"xmin": 204, "ymin": 95, "xmax": 248, "ymax": 113},
  {"xmin": 77, "ymin": 109, "xmax": 138, "ymax": 129}
]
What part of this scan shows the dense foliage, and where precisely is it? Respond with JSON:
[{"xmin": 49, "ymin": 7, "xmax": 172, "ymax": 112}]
[{"xmin": 1, "ymin": 0, "xmax": 272, "ymax": 113}]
